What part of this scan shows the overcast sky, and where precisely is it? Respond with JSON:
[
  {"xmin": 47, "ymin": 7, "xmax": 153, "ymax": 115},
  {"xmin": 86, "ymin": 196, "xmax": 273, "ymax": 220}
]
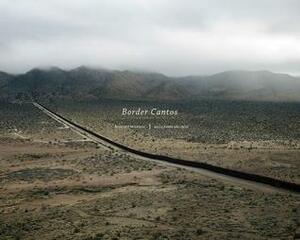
[{"xmin": 0, "ymin": 0, "xmax": 300, "ymax": 76}]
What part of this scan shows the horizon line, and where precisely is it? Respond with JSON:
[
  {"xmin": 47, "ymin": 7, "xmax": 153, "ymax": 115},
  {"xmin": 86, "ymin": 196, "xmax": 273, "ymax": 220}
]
[{"xmin": 1, "ymin": 65, "xmax": 299, "ymax": 78}]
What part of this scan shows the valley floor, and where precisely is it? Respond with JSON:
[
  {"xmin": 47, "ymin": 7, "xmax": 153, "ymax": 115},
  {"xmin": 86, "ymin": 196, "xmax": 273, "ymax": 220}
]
[
  {"xmin": 1, "ymin": 138, "xmax": 299, "ymax": 240},
  {"xmin": 50, "ymin": 99, "xmax": 300, "ymax": 184},
  {"xmin": 0, "ymin": 101, "xmax": 299, "ymax": 239}
]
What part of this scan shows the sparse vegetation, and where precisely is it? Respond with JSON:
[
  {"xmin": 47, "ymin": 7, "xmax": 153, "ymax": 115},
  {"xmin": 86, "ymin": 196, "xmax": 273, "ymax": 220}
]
[
  {"xmin": 47, "ymin": 99, "xmax": 300, "ymax": 183},
  {"xmin": 0, "ymin": 100, "xmax": 299, "ymax": 239}
]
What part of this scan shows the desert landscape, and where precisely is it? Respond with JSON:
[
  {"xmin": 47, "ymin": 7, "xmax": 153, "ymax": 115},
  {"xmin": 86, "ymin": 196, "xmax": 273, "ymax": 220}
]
[
  {"xmin": 1, "ymin": 0, "xmax": 300, "ymax": 239},
  {"xmin": 48, "ymin": 99, "xmax": 300, "ymax": 184},
  {"xmin": 0, "ymin": 99, "xmax": 300, "ymax": 240}
]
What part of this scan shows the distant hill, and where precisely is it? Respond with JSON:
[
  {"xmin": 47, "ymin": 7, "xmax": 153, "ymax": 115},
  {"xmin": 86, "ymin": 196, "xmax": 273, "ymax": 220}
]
[
  {"xmin": 0, "ymin": 71, "xmax": 14, "ymax": 98},
  {"xmin": 181, "ymin": 70, "xmax": 300, "ymax": 101},
  {"xmin": 0, "ymin": 71, "xmax": 13, "ymax": 88},
  {"xmin": 1, "ymin": 67, "xmax": 300, "ymax": 102}
]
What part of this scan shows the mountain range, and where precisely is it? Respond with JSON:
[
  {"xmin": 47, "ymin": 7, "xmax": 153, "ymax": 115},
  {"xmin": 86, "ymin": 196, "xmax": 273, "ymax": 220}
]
[{"xmin": 1, "ymin": 66, "xmax": 300, "ymax": 102}]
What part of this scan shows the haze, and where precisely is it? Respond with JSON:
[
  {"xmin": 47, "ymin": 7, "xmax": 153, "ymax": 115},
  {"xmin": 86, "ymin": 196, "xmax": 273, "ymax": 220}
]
[{"xmin": 0, "ymin": 0, "xmax": 300, "ymax": 76}]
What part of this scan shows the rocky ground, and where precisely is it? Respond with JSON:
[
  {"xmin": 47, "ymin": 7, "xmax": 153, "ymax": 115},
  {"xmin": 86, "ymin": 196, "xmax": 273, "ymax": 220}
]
[
  {"xmin": 0, "ymin": 101, "xmax": 299, "ymax": 239},
  {"xmin": 50, "ymin": 99, "xmax": 300, "ymax": 184},
  {"xmin": 1, "ymin": 139, "xmax": 299, "ymax": 240}
]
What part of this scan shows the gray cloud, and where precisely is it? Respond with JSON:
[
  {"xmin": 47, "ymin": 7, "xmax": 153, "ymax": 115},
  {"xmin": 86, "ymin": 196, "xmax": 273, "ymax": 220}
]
[{"xmin": 0, "ymin": 0, "xmax": 299, "ymax": 76}]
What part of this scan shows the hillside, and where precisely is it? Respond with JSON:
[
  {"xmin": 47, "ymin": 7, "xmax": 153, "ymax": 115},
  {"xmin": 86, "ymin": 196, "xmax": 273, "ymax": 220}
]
[
  {"xmin": 0, "ymin": 71, "xmax": 14, "ymax": 99},
  {"xmin": 1, "ymin": 67, "xmax": 300, "ymax": 102},
  {"xmin": 181, "ymin": 71, "xmax": 300, "ymax": 101}
]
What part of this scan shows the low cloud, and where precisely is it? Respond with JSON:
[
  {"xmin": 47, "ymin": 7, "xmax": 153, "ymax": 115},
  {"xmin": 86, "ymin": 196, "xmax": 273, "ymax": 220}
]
[{"xmin": 0, "ymin": 0, "xmax": 299, "ymax": 76}]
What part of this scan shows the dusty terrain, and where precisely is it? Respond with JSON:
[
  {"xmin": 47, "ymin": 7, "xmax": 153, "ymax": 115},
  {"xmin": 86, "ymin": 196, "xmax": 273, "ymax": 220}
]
[
  {"xmin": 1, "ymin": 139, "xmax": 300, "ymax": 240},
  {"xmin": 49, "ymin": 99, "xmax": 300, "ymax": 184},
  {"xmin": 0, "ymin": 101, "xmax": 300, "ymax": 239}
]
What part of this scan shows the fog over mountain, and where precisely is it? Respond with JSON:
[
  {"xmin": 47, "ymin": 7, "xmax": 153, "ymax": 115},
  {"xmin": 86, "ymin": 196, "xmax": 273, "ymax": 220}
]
[
  {"xmin": 0, "ymin": 0, "xmax": 300, "ymax": 76},
  {"xmin": 1, "ymin": 67, "xmax": 300, "ymax": 102}
]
